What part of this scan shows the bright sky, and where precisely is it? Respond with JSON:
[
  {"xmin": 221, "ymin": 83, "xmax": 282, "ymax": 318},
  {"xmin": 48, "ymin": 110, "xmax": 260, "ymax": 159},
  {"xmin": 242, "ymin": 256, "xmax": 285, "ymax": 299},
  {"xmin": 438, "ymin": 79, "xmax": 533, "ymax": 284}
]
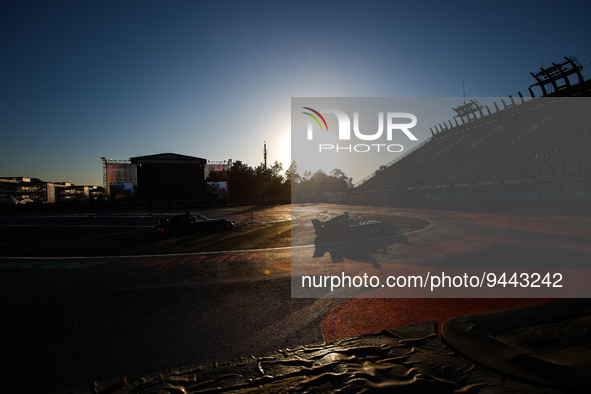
[{"xmin": 2, "ymin": 0, "xmax": 590, "ymax": 185}]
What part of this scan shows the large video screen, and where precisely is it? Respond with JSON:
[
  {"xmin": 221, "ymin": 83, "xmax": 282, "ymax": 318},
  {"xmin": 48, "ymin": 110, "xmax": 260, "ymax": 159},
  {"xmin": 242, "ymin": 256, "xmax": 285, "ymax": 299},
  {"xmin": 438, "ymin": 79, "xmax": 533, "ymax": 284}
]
[
  {"xmin": 207, "ymin": 181, "xmax": 228, "ymax": 194},
  {"xmin": 109, "ymin": 182, "xmax": 135, "ymax": 198}
]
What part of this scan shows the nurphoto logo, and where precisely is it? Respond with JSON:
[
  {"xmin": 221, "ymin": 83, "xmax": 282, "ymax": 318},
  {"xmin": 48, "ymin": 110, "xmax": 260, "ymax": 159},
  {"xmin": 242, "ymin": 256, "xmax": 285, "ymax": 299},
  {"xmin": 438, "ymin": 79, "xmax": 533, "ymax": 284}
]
[{"xmin": 302, "ymin": 107, "xmax": 418, "ymax": 153}]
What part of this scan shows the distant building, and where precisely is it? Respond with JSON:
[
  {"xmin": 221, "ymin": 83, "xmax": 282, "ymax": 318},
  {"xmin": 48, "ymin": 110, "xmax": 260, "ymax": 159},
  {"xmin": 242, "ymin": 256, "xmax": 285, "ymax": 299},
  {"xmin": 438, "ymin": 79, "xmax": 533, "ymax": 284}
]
[
  {"xmin": 54, "ymin": 182, "xmax": 104, "ymax": 202},
  {"xmin": 0, "ymin": 177, "xmax": 105, "ymax": 204},
  {"xmin": 0, "ymin": 177, "xmax": 52, "ymax": 204},
  {"xmin": 130, "ymin": 153, "xmax": 207, "ymax": 200}
]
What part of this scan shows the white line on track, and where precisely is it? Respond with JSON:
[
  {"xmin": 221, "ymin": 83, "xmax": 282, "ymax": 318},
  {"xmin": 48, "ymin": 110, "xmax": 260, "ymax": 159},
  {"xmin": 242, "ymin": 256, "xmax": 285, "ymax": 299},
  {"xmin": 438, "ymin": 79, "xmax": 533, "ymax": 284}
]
[
  {"xmin": 0, "ymin": 215, "xmax": 434, "ymax": 260},
  {"xmin": 1, "ymin": 224, "xmax": 151, "ymax": 228}
]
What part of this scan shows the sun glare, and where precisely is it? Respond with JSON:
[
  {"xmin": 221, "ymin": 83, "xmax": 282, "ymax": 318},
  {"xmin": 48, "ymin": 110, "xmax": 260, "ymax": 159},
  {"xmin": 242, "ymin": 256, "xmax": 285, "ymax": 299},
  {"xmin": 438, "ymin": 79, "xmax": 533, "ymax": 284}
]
[{"xmin": 280, "ymin": 128, "xmax": 291, "ymax": 171}]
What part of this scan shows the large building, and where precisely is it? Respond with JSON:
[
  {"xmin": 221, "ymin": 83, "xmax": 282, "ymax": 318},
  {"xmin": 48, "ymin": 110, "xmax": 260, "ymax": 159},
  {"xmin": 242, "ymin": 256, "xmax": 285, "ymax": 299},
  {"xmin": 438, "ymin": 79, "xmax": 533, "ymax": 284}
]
[
  {"xmin": 0, "ymin": 177, "xmax": 105, "ymax": 205},
  {"xmin": 130, "ymin": 153, "xmax": 207, "ymax": 200}
]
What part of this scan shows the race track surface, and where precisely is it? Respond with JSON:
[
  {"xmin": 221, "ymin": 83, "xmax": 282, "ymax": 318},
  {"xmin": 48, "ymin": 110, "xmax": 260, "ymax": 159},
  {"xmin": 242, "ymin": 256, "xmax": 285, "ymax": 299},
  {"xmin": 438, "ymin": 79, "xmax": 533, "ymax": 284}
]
[{"xmin": 1, "ymin": 203, "xmax": 589, "ymax": 392}]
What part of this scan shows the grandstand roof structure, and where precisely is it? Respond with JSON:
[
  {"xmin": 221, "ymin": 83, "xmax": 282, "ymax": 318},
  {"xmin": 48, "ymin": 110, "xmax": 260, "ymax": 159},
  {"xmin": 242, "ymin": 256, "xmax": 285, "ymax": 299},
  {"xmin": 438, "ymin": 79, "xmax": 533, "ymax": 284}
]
[
  {"xmin": 529, "ymin": 56, "xmax": 588, "ymax": 97},
  {"xmin": 354, "ymin": 56, "xmax": 591, "ymax": 203},
  {"xmin": 452, "ymin": 99, "xmax": 484, "ymax": 124}
]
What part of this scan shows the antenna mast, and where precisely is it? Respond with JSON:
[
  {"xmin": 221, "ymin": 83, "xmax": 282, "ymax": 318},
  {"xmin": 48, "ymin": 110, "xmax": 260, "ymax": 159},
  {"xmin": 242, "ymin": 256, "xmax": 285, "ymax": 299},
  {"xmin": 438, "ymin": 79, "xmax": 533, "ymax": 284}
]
[{"xmin": 463, "ymin": 80, "xmax": 466, "ymax": 104}]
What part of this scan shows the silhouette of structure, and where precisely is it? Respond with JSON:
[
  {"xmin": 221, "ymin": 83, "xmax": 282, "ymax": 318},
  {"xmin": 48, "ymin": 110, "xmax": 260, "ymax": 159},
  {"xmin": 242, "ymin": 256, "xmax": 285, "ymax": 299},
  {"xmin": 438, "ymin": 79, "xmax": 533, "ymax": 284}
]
[
  {"xmin": 353, "ymin": 56, "xmax": 591, "ymax": 205},
  {"xmin": 528, "ymin": 56, "xmax": 590, "ymax": 97},
  {"xmin": 130, "ymin": 153, "xmax": 207, "ymax": 201}
]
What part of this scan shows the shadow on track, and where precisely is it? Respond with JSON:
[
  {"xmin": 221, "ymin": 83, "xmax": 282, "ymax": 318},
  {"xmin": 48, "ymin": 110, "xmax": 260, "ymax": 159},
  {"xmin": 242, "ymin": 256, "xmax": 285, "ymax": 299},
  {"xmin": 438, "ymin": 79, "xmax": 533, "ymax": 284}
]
[{"xmin": 312, "ymin": 225, "xmax": 414, "ymax": 268}]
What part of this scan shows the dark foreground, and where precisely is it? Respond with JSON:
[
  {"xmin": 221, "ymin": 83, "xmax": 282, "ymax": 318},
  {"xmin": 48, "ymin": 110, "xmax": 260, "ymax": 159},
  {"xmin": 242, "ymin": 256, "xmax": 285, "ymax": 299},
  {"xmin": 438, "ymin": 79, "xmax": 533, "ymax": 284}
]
[
  {"xmin": 58, "ymin": 299, "xmax": 591, "ymax": 393},
  {"xmin": 1, "ymin": 204, "xmax": 589, "ymax": 393}
]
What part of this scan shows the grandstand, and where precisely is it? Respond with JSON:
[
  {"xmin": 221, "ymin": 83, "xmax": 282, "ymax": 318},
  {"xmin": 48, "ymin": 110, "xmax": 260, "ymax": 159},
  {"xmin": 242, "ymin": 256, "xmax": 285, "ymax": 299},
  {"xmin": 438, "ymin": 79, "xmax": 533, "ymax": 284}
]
[{"xmin": 353, "ymin": 57, "xmax": 591, "ymax": 206}]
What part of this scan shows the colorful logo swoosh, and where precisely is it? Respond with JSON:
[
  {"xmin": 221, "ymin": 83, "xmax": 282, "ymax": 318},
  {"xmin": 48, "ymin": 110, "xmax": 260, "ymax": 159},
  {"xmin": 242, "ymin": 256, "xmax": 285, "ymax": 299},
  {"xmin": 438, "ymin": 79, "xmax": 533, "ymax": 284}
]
[{"xmin": 302, "ymin": 107, "xmax": 329, "ymax": 131}]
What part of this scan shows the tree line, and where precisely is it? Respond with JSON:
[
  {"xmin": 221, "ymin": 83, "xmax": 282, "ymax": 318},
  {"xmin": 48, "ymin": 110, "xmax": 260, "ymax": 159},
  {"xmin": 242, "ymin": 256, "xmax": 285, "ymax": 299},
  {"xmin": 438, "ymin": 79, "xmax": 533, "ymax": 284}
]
[{"xmin": 206, "ymin": 160, "xmax": 352, "ymax": 202}]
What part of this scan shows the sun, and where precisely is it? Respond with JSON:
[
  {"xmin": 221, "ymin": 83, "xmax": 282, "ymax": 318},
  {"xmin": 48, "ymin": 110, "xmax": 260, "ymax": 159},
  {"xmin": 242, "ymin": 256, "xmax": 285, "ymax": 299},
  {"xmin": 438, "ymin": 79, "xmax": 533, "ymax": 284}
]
[{"xmin": 279, "ymin": 128, "xmax": 292, "ymax": 171}]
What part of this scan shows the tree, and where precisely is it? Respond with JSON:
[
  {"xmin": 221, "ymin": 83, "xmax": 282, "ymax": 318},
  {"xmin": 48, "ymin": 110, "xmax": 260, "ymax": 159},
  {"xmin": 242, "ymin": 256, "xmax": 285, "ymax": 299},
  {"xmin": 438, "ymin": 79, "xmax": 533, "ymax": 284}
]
[
  {"xmin": 285, "ymin": 160, "xmax": 301, "ymax": 184},
  {"xmin": 302, "ymin": 170, "xmax": 312, "ymax": 182},
  {"xmin": 270, "ymin": 160, "xmax": 283, "ymax": 179},
  {"xmin": 228, "ymin": 160, "xmax": 256, "ymax": 200},
  {"xmin": 373, "ymin": 165, "xmax": 389, "ymax": 176},
  {"xmin": 330, "ymin": 168, "xmax": 353, "ymax": 191}
]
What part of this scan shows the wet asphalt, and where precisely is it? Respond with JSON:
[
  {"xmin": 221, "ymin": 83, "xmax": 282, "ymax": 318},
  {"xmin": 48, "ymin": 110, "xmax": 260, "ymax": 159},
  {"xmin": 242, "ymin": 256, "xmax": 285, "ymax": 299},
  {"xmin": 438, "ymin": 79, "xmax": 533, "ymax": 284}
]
[{"xmin": 1, "ymin": 203, "xmax": 589, "ymax": 393}]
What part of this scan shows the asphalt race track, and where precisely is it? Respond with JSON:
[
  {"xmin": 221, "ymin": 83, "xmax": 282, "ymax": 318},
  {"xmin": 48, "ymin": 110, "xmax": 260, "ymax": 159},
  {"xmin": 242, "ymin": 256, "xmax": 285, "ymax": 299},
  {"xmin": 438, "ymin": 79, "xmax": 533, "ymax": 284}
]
[{"xmin": 1, "ymin": 203, "xmax": 589, "ymax": 393}]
